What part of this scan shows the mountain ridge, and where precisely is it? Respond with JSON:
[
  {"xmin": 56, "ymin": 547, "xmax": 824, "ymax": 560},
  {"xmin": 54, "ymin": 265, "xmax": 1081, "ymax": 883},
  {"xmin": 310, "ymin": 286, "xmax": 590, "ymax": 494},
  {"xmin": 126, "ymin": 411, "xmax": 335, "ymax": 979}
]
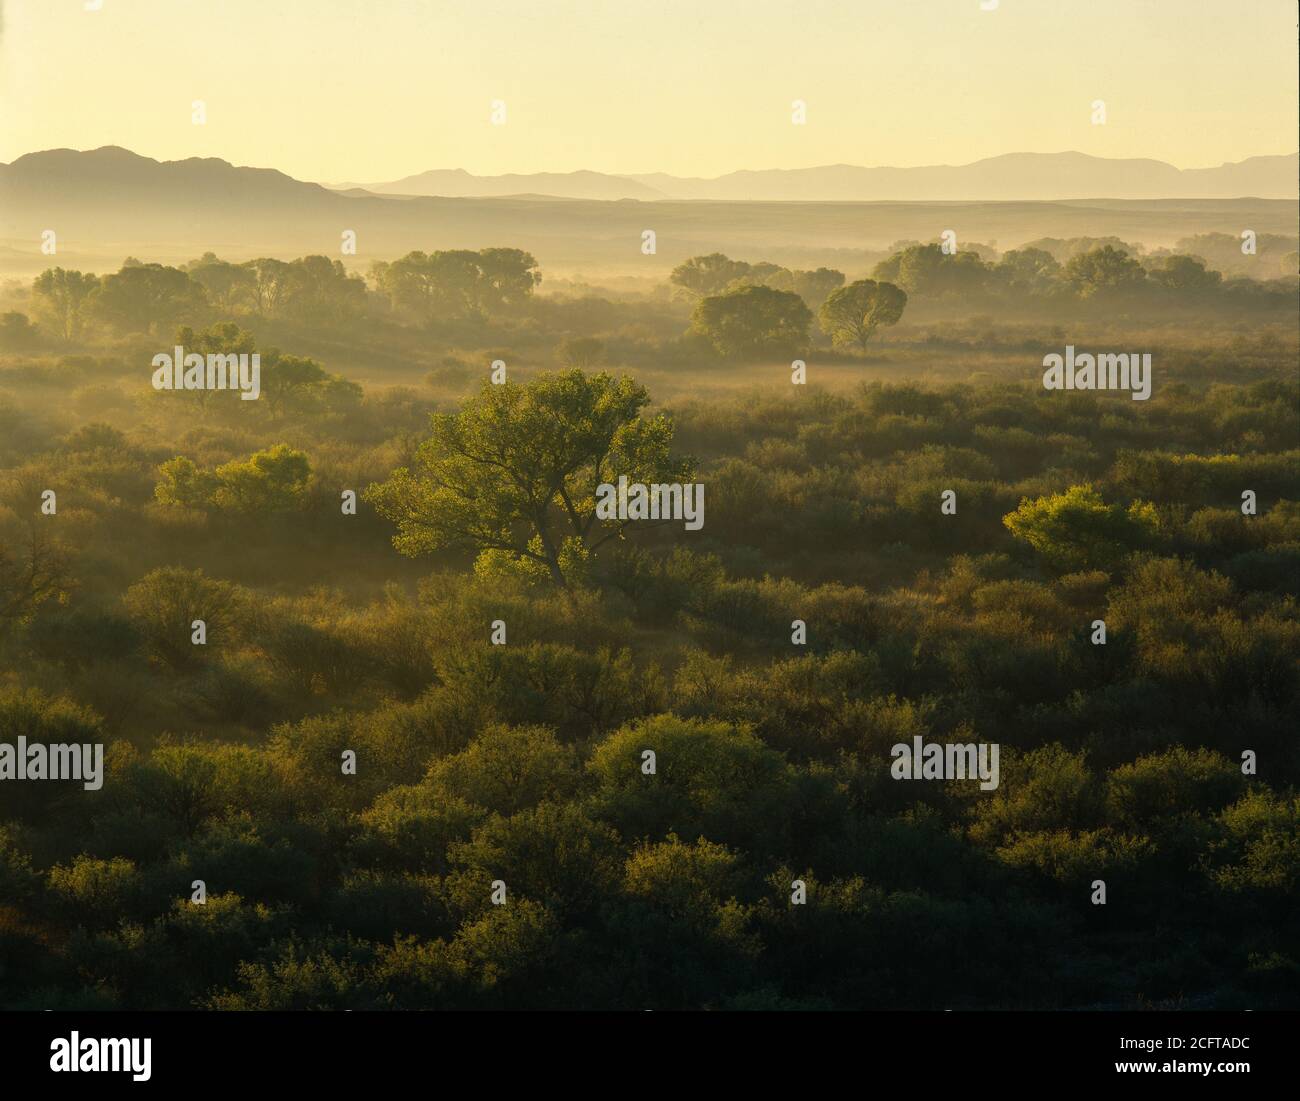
[
  {"xmin": 4, "ymin": 146, "xmax": 1296, "ymax": 203},
  {"xmin": 1, "ymin": 146, "xmax": 1295, "ymax": 276},
  {"xmin": 332, "ymin": 151, "xmax": 1300, "ymax": 201}
]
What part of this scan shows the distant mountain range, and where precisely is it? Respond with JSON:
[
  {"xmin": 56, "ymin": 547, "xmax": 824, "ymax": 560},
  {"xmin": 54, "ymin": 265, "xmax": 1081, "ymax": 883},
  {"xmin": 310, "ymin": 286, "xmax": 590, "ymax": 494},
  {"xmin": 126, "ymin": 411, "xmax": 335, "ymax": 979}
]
[
  {"xmin": 4, "ymin": 145, "xmax": 332, "ymax": 204},
  {"xmin": 331, "ymin": 152, "xmax": 1300, "ymax": 202},
  {"xmin": 328, "ymin": 168, "xmax": 668, "ymax": 202},
  {"xmin": 1, "ymin": 147, "xmax": 1296, "ymax": 275}
]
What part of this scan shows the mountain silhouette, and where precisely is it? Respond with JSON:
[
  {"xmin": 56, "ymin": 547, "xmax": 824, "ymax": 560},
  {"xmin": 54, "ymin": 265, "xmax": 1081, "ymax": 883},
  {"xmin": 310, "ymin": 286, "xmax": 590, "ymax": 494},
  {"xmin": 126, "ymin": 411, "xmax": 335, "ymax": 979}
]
[
  {"xmin": 337, "ymin": 151, "xmax": 1299, "ymax": 202},
  {"xmin": 1, "ymin": 147, "xmax": 1295, "ymax": 274}
]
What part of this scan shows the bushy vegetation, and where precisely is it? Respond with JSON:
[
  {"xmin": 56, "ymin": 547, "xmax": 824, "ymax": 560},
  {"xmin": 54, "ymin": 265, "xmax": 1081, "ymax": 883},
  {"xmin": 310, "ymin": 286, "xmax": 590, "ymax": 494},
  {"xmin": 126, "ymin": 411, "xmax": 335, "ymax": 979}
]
[{"xmin": 0, "ymin": 238, "xmax": 1296, "ymax": 1010}]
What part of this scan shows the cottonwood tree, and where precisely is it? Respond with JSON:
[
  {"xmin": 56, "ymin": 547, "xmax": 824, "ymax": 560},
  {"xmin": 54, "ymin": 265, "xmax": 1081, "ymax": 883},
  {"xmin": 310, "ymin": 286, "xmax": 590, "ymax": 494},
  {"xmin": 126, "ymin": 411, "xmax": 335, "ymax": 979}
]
[
  {"xmin": 259, "ymin": 354, "xmax": 328, "ymax": 419},
  {"xmin": 172, "ymin": 322, "xmax": 259, "ymax": 409},
  {"xmin": 672, "ymin": 255, "xmax": 844, "ymax": 310},
  {"xmin": 818, "ymin": 279, "xmax": 907, "ymax": 351},
  {"xmin": 994, "ymin": 248, "xmax": 1062, "ymax": 295},
  {"xmin": 873, "ymin": 243, "xmax": 991, "ymax": 297},
  {"xmin": 366, "ymin": 369, "xmax": 693, "ymax": 588},
  {"xmin": 176, "ymin": 320, "xmax": 257, "ymax": 356},
  {"xmin": 371, "ymin": 248, "xmax": 540, "ymax": 324},
  {"xmin": 242, "ymin": 258, "xmax": 293, "ymax": 317},
  {"xmin": 669, "ymin": 253, "xmax": 752, "ymax": 300},
  {"xmin": 91, "ymin": 262, "xmax": 207, "ymax": 334},
  {"xmin": 31, "ymin": 268, "xmax": 99, "ymax": 342},
  {"xmin": 475, "ymin": 247, "xmax": 544, "ymax": 312},
  {"xmin": 789, "ymin": 267, "xmax": 846, "ymax": 308},
  {"xmin": 281, "ymin": 255, "xmax": 367, "ymax": 322},
  {"xmin": 689, "ymin": 285, "xmax": 812, "ymax": 358},
  {"xmin": 185, "ymin": 253, "xmax": 257, "ymax": 313},
  {"xmin": 1063, "ymin": 245, "xmax": 1145, "ymax": 298},
  {"xmin": 1146, "ymin": 254, "xmax": 1223, "ymax": 292}
]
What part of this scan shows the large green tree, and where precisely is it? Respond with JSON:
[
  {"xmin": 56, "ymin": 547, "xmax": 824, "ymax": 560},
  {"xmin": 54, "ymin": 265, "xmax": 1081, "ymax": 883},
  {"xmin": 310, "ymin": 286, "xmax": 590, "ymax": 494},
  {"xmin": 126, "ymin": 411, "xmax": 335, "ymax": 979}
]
[
  {"xmin": 1063, "ymin": 245, "xmax": 1146, "ymax": 298},
  {"xmin": 689, "ymin": 285, "xmax": 812, "ymax": 358},
  {"xmin": 366, "ymin": 370, "xmax": 692, "ymax": 587},
  {"xmin": 242, "ymin": 258, "xmax": 293, "ymax": 317},
  {"xmin": 170, "ymin": 322, "xmax": 259, "ymax": 409},
  {"xmin": 818, "ymin": 279, "xmax": 907, "ymax": 350},
  {"xmin": 280, "ymin": 256, "xmax": 367, "ymax": 322},
  {"xmin": 669, "ymin": 253, "xmax": 752, "ymax": 300},
  {"xmin": 90, "ymin": 262, "xmax": 207, "ymax": 334},
  {"xmin": 994, "ymin": 247, "xmax": 1062, "ymax": 295},
  {"xmin": 1147, "ymin": 254, "xmax": 1223, "ymax": 292},
  {"xmin": 873, "ymin": 243, "xmax": 991, "ymax": 297},
  {"xmin": 371, "ymin": 248, "xmax": 540, "ymax": 324},
  {"xmin": 790, "ymin": 267, "xmax": 846, "ymax": 308},
  {"xmin": 725, "ymin": 264, "xmax": 846, "ymax": 309},
  {"xmin": 185, "ymin": 253, "xmax": 257, "ymax": 314},
  {"xmin": 31, "ymin": 268, "xmax": 100, "ymax": 342}
]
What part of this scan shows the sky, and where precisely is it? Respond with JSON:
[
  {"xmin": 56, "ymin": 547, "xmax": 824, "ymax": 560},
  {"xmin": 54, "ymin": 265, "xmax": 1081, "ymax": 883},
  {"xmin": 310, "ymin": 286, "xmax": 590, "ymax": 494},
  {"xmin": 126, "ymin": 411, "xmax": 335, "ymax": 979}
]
[{"xmin": 1, "ymin": 0, "xmax": 1296, "ymax": 182}]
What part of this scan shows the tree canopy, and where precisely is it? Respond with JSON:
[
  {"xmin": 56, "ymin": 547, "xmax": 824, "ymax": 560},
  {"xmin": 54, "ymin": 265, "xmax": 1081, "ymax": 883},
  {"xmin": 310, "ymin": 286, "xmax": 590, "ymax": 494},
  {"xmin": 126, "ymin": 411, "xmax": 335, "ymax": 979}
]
[
  {"xmin": 1003, "ymin": 484, "xmax": 1160, "ymax": 572},
  {"xmin": 689, "ymin": 284, "xmax": 812, "ymax": 358},
  {"xmin": 818, "ymin": 279, "xmax": 908, "ymax": 350},
  {"xmin": 366, "ymin": 370, "xmax": 693, "ymax": 587},
  {"xmin": 371, "ymin": 248, "xmax": 541, "ymax": 323}
]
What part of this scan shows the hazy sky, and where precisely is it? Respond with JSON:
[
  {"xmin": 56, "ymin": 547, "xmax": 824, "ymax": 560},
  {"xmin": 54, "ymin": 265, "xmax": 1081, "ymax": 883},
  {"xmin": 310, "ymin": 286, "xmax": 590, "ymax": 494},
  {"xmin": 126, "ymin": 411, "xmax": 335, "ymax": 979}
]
[{"xmin": 2, "ymin": 0, "xmax": 1296, "ymax": 181}]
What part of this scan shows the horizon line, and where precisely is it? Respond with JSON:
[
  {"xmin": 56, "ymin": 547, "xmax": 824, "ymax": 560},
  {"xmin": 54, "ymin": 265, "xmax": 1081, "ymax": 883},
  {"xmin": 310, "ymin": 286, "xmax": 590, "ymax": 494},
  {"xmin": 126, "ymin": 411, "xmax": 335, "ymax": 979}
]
[{"xmin": 5, "ymin": 145, "xmax": 1299, "ymax": 185}]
